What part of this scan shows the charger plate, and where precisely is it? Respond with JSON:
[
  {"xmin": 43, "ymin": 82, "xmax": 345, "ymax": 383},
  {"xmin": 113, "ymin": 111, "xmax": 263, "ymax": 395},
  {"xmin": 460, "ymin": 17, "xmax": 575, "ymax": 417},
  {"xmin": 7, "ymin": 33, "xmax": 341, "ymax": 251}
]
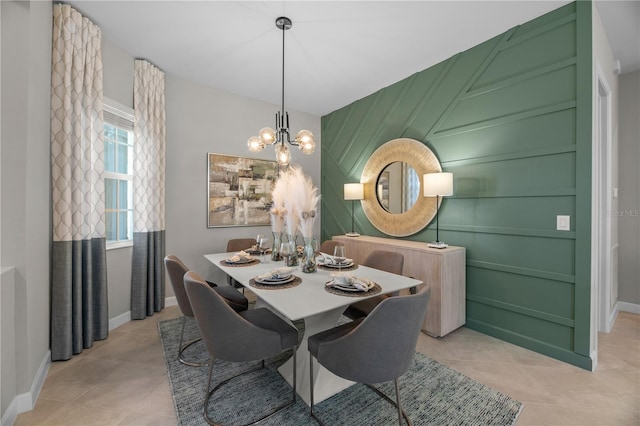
[
  {"xmin": 219, "ymin": 258, "xmax": 260, "ymax": 267},
  {"xmin": 249, "ymin": 275, "xmax": 301, "ymax": 290}
]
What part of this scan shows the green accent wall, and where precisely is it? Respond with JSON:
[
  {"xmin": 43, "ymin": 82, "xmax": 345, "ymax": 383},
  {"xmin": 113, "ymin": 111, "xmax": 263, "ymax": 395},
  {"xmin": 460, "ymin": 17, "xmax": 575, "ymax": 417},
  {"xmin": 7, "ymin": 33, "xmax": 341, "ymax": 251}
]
[{"xmin": 321, "ymin": 2, "xmax": 593, "ymax": 369}]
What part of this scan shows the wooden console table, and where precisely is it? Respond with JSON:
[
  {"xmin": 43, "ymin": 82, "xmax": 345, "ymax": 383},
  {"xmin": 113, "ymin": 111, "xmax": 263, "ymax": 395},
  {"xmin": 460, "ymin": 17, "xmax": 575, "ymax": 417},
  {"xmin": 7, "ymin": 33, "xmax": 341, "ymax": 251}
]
[{"xmin": 333, "ymin": 235, "xmax": 466, "ymax": 337}]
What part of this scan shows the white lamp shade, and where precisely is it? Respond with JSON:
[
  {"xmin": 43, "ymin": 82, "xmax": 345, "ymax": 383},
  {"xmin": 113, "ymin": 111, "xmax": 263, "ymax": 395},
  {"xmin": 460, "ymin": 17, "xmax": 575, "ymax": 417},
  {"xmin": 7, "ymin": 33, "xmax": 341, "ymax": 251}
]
[
  {"xmin": 344, "ymin": 183, "xmax": 364, "ymax": 200},
  {"xmin": 423, "ymin": 172, "xmax": 453, "ymax": 196}
]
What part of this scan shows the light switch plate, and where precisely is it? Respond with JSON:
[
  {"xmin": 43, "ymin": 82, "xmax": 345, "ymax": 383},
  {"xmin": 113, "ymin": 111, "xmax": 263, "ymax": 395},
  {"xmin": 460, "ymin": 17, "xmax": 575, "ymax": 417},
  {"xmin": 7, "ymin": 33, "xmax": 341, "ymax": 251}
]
[{"xmin": 557, "ymin": 215, "xmax": 570, "ymax": 231}]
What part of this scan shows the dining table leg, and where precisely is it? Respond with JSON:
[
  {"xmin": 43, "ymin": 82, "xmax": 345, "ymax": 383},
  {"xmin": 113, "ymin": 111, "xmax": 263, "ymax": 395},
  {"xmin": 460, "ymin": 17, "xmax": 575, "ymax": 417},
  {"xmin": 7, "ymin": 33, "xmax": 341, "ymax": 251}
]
[{"xmin": 274, "ymin": 306, "xmax": 355, "ymax": 406}]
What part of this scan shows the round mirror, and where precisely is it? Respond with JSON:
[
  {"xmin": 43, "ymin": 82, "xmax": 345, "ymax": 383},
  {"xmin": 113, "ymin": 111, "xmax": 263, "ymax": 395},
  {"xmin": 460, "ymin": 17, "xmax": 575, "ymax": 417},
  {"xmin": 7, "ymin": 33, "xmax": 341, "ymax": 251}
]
[
  {"xmin": 376, "ymin": 162, "xmax": 420, "ymax": 214},
  {"xmin": 361, "ymin": 138, "xmax": 442, "ymax": 237}
]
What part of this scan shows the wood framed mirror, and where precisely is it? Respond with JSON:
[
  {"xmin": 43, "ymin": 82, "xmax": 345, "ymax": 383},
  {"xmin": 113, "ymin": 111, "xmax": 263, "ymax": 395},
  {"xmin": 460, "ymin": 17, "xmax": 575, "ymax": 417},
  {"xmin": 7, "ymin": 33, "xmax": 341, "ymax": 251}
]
[{"xmin": 361, "ymin": 138, "xmax": 442, "ymax": 237}]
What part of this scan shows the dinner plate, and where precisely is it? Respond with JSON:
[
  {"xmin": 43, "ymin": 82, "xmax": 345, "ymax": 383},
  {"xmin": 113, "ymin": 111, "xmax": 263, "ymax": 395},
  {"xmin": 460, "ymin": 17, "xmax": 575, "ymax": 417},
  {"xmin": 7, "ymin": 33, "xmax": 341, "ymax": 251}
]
[
  {"xmin": 225, "ymin": 257, "xmax": 255, "ymax": 264},
  {"xmin": 255, "ymin": 274, "xmax": 295, "ymax": 285},
  {"xmin": 330, "ymin": 278, "xmax": 375, "ymax": 292},
  {"xmin": 321, "ymin": 262, "xmax": 354, "ymax": 269}
]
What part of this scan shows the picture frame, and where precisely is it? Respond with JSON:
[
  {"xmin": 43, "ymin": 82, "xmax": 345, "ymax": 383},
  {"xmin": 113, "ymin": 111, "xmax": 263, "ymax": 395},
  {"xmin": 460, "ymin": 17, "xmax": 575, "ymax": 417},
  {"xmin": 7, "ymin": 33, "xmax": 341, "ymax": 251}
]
[{"xmin": 207, "ymin": 153, "xmax": 279, "ymax": 228}]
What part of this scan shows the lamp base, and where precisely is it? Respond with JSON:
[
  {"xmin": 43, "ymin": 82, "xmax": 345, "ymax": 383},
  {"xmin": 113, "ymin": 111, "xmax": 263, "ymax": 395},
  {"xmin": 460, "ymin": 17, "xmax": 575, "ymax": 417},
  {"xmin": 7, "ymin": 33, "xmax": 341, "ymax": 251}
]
[
  {"xmin": 345, "ymin": 232, "xmax": 361, "ymax": 237},
  {"xmin": 428, "ymin": 241, "xmax": 448, "ymax": 249}
]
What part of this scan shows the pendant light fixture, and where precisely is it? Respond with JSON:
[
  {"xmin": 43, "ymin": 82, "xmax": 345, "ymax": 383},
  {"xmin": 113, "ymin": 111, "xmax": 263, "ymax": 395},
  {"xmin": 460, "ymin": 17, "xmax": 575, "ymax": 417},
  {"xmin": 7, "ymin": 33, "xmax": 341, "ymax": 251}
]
[{"xmin": 247, "ymin": 16, "xmax": 315, "ymax": 166}]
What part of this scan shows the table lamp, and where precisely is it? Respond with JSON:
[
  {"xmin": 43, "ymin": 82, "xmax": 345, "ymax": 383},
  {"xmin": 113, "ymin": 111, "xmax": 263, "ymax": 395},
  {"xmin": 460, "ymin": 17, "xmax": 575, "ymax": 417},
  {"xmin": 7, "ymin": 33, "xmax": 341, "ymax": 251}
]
[
  {"xmin": 423, "ymin": 172, "xmax": 453, "ymax": 248},
  {"xmin": 344, "ymin": 183, "xmax": 364, "ymax": 237}
]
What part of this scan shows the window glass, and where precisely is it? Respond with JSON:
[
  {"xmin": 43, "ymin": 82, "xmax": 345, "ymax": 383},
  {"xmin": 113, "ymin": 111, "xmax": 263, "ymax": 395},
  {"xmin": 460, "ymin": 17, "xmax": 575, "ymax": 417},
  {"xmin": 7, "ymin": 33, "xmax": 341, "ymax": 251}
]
[{"xmin": 103, "ymin": 101, "xmax": 134, "ymax": 246}]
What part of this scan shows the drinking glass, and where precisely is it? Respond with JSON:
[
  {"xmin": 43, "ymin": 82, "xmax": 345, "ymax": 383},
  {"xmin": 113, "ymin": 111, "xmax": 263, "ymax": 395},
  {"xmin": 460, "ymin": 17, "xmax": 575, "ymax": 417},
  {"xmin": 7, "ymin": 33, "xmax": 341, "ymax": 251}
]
[
  {"xmin": 280, "ymin": 241, "xmax": 292, "ymax": 266},
  {"xmin": 259, "ymin": 237, "xmax": 271, "ymax": 263},
  {"xmin": 255, "ymin": 234, "xmax": 264, "ymax": 253},
  {"xmin": 333, "ymin": 245, "xmax": 346, "ymax": 273}
]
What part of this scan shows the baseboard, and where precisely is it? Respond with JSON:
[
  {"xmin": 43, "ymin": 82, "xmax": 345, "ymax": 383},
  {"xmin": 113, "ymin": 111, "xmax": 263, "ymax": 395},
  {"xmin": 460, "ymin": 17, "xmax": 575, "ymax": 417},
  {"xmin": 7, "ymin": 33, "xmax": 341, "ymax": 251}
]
[
  {"xmin": 165, "ymin": 296, "xmax": 177, "ymax": 307},
  {"xmin": 1, "ymin": 350, "xmax": 51, "ymax": 425},
  {"xmin": 617, "ymin": 301, "xmax": 640, "ymax": 315},
  {"xmin": 109, "ymin": 310, "xmax": 131, "ymax": 331},
  {"xmin": 590, "ymin": 348, "xmax": 598, "ymax": 371}
]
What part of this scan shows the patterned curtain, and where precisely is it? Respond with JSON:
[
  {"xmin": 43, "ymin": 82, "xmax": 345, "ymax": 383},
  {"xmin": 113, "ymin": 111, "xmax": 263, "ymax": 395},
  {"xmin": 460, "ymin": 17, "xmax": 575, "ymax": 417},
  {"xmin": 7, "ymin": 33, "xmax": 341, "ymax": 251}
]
[
  {"xmin": 50, "ymin": 4, "xmax": 108, "ymax": 361},
  {"xmin": 130, "ymin": 60, "xmax": 166, "ymax": 319}
]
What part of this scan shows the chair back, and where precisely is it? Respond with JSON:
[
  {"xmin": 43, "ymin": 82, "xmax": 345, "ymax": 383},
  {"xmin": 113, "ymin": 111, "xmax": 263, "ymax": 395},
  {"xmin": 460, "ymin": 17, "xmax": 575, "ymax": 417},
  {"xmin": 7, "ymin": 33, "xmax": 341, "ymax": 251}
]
[
  {"xmin": 362, "ymin": 250, "xmax": 404, "ymax": 275},
  {"xmin": 164, "ymin": 255, "xmax": 194, "ymax": 317},
  {"xmin": 316, "ymin": 285, "xmax": 430, "ymax": 384},
  {"xmin": 319, "ymin": 240, "xmax": 344, "ymax": 255},
  {"xmin": 183, "ymin": 271, "xmax": 285, "ymax": 362},
  {"xmin": 227, "ymin": 238, "xmax": 257, "ymax": 252}
]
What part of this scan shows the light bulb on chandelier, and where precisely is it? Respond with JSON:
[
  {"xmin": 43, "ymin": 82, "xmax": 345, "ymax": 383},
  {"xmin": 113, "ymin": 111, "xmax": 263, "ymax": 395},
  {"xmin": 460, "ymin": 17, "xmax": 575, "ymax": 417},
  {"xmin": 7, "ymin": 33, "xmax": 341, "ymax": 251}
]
[{"xmin": 246, "ymin": 17, "xmax": 315, "ymax": 165}]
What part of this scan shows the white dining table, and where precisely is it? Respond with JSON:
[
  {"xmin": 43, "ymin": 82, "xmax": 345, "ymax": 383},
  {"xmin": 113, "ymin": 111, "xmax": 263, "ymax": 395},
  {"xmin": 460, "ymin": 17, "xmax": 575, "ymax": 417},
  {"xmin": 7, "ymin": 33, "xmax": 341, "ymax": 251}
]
[{"xmin": 204, "ymin": 251, "xmax": 423, "ymax": 405}]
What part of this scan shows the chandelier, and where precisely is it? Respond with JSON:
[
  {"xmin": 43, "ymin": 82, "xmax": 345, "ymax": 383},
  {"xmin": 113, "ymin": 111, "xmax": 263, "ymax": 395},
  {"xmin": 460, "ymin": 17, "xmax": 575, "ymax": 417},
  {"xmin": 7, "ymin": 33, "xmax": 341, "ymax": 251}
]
[{"xmin": 247, "ymin": 16, "xmax": 315, "ymax": 166}]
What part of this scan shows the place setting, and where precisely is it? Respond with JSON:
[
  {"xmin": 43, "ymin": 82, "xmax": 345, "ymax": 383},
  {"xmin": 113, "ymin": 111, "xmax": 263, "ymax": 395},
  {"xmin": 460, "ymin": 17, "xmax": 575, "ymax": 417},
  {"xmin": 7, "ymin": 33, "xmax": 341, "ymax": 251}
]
[
  {"xmin": 317, "ymin": 245, "xmax": 358, "ymax": 271},
  {"xmin": 249, "ymin": 266, "xmax": 301, "ymax": 290},
  {"xmin": 324, "ymin": 272, "xmax": 381, "ymax": 297},
  {"xmin": 219, "ymin": 250, "xmax": 260, "ymax": 267}
]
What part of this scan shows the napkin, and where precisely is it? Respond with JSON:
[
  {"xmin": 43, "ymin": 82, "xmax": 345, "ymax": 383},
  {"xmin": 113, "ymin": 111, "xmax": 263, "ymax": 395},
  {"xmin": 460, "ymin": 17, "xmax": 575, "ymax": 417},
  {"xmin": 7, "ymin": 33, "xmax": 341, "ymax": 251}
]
[
  {"xmin": 257, "ymin": 267, "xmax": 294, "ymax": 280},
  {"xmin": 319, "ymin": 253, "xmax": 353, "ymax": 265},
  {"xmin": 228, "ymin": 250, "xmax": 252, "ymax": 262},
  {"xmin": 329, "ymin": 274, "xmax": 372, "ymax": 291}
]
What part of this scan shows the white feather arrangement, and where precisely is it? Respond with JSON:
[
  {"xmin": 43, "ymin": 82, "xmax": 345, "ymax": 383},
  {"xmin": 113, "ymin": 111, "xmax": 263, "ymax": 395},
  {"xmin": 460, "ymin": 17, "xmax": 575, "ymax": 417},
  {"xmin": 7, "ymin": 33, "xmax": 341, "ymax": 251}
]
[{"xmin": 290, "ymin": 166, "xmax": 320, "ymax": 239}]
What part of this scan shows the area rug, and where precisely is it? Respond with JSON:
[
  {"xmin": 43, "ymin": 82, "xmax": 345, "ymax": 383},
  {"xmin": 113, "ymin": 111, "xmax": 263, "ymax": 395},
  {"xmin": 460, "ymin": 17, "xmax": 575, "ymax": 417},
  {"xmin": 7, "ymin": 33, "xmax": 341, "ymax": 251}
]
[{"xmin": 159, "ymin": 317, "xmax": 523, "ymax": 426}]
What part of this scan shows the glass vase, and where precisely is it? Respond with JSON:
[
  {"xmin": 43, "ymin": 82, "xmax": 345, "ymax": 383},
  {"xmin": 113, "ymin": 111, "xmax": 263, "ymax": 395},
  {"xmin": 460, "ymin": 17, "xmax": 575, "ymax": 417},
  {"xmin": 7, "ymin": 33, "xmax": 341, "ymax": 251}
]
[
  {"xmin": 285, "ymin": 233, "xmax": 298, "ymax": 267},
  {"xmin": 301, "ymin": 237, "xmax": 317, "ymax": 273},
  {"xmin": 271, "ymin": 232, "xmax": 282, "ymax": 261}
]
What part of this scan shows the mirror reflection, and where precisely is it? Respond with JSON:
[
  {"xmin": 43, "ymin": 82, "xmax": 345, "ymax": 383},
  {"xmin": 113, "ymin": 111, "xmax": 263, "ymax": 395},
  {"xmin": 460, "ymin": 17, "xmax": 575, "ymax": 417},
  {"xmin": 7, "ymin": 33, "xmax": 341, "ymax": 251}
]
[{"xmin": 376, "ymin": 162, "xmax": 420, "ymax": 214}]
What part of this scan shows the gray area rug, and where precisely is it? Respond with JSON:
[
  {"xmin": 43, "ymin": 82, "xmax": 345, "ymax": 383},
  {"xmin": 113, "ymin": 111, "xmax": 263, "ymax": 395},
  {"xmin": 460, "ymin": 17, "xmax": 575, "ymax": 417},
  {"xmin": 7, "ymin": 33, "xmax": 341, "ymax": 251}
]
[{"xmin": 159, "ymin": 316, "xmax": 523, "ymax": 426}]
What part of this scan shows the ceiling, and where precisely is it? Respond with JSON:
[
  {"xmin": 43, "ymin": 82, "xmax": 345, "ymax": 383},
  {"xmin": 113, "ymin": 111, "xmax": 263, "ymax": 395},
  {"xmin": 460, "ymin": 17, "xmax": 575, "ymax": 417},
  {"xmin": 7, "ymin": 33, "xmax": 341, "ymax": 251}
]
[{"xmin": 69, "ymin": 1, "xmax": 639, "ymax": 117}]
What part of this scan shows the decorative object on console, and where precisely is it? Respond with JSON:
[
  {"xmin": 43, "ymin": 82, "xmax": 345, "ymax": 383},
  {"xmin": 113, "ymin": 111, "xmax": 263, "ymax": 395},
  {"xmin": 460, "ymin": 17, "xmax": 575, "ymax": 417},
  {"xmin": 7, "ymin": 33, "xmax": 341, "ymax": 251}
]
[
  {"xmin": 247, "ymin": 17, "xmax": 315, "ymax": 167},
  {"xmin": 423, "ymin": 172, "xmax": 453, "ymax": 248},
  {"xmin": 344, "ymin": 183, "xmax": 364, "ymax": 237}
]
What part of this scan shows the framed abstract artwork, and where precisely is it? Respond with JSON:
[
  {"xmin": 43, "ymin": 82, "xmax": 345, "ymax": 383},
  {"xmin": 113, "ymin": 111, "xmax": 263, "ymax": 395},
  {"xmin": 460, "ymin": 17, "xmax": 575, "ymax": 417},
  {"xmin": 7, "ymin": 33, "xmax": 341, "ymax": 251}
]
[{"xmin": 207, "ymin": 153, "xmax": 278, "ymax": 228}]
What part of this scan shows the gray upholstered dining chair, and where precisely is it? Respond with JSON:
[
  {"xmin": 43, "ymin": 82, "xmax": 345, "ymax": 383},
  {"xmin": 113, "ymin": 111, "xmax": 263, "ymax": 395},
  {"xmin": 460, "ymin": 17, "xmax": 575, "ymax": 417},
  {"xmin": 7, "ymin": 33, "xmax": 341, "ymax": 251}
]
[
  {"xmin": 308, "ymin": 285, "xmax": 430, "ymax": 426},
  {"xmin": 343, "ymin": 250, "xmax": 405, "ymax": 319},
  {"xmin": 164, "ymin": 255, "xmax": 249, "ymax": 367},
  {"xmin": 318, "ymin": 240, "xmax": 343, "ymax": 256},
  {"xmin": 226, "ymin": 238, "xmax": 258, "ymax": 291},
  {"xmin": 183, "ymin": 271, "xmax": 299, "ymax": 426}
]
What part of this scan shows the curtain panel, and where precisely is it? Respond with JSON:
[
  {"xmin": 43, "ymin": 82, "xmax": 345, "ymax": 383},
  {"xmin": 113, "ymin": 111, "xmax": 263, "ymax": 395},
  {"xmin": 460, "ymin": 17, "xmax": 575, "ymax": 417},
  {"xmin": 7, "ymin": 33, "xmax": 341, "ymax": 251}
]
[
  {"xmin": 131, "ymin": 59, "xmax": 166, "ymax": 319},
  {"xmin": 50, "ymin": 4, "xmax": 108, "ymax": 361}
]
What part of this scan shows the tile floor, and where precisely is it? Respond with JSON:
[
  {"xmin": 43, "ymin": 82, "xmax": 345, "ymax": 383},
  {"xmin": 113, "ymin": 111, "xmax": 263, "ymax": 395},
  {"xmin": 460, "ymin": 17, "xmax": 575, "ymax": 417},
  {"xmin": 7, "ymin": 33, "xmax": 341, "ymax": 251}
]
[{"xmin": 15, "ymin": 306, "xmax": 639, "ymax": 426}]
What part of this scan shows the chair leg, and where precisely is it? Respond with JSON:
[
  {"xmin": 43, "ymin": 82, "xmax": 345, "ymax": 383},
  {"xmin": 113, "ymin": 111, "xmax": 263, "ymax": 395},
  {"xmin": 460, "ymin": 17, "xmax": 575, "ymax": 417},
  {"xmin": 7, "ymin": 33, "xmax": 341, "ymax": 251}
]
[
  {"xmin": 203, "ymin": 355, "xmax": 297, "ymax": 426},
  {"xmin": 292, "ymin": 347, "xmax": 297, "ymax": 403},
  {"xmin": 178, "ymin": 316, "xmax": 207, "ymax": 367},
  {"xmin": 366, "ymin": 381, "xmax": 412, "ymax": 426},
  {"xmin": 309, "ymin": 353, "xmax": 326, "ymax": 425},
  {"xmin": 394, "ymin": 379, "xmax": 404, "ymax": 426}
]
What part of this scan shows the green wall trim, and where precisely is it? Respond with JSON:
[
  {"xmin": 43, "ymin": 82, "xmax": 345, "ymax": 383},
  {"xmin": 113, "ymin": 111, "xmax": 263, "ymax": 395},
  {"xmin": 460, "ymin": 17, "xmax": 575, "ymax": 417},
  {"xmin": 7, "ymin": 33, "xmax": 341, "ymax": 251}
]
[
  {"xmin": 321, "ymin": 1, "xmax": 593, "ymax": 369},
  {"xmin": 467, "ymin": 259, "xmax": 575, "ymax": 283},
  {"xmin": 572, "ymin": 0, "xmax": 593, "ymax": 358},
  {"xmin": 467, "ymin": 318, "xmax": 593, "ymax": 370},
  {"xmin": 467, "ymin": 294, "xmax": 575, "ymax": 327},
  {"xmin": 443, "ymin": 144, "xmax": 576, "ymax": 168},
  {"xmin": 445, "ymin": 224, "xmax": 575, "ymax": 239}
]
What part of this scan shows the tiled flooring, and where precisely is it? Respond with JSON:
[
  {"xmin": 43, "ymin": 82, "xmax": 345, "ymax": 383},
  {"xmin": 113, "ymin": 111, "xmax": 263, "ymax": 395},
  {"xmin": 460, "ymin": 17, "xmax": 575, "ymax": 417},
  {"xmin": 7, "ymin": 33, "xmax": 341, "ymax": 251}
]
[{"xmin": 15, "ymin": 306, "xmax": 639, "ymax": 425}]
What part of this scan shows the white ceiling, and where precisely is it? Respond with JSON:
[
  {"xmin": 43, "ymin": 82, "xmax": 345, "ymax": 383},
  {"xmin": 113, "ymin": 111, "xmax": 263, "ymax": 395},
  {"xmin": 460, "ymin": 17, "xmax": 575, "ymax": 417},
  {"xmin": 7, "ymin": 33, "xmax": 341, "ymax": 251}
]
[{"xmin": 69, "ymin": 1, "xmax": 640, "ymax": 117}]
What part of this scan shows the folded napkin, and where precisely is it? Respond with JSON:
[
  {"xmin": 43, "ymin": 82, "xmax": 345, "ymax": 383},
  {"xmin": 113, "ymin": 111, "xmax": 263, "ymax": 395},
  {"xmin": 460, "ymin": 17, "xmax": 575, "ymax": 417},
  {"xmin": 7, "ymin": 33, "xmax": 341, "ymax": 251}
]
[
  {"xmin": 228, "ymin": 250, "xmax": 252, "ymax": 262},
  {"xmin": 329, "ymin": 274, "xmax": 373, "ymax": 291},
  {"xmin": 319, "ymin": 253, "xmax": 353, "ymax": 265},
  {"xmin": 257, "ymin": 267, "xmax": 294, "ymax": 280}
]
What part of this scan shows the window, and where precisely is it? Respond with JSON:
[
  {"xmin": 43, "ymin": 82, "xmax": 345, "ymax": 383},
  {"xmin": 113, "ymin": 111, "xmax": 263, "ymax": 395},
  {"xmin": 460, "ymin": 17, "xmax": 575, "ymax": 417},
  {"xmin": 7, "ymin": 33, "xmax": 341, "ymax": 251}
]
[{"xmin": 103, "ymin": 99, "xmax": 134, "ymax": 248}]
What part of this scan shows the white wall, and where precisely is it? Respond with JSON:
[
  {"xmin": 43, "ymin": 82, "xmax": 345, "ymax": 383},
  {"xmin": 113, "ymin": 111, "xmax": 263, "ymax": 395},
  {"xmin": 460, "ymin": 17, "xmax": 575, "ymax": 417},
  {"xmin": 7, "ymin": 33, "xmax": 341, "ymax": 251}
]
[
  {"xmin": 0, "ymin": 0, "xmax": 52, "ymax": 422},
  {"xmin": 618, "ymin": 70, "xmax": 640, "ymax": 307},
  {"xmin": 591, "ymin": 3, "xmax": 619, "ymax": 353}
]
